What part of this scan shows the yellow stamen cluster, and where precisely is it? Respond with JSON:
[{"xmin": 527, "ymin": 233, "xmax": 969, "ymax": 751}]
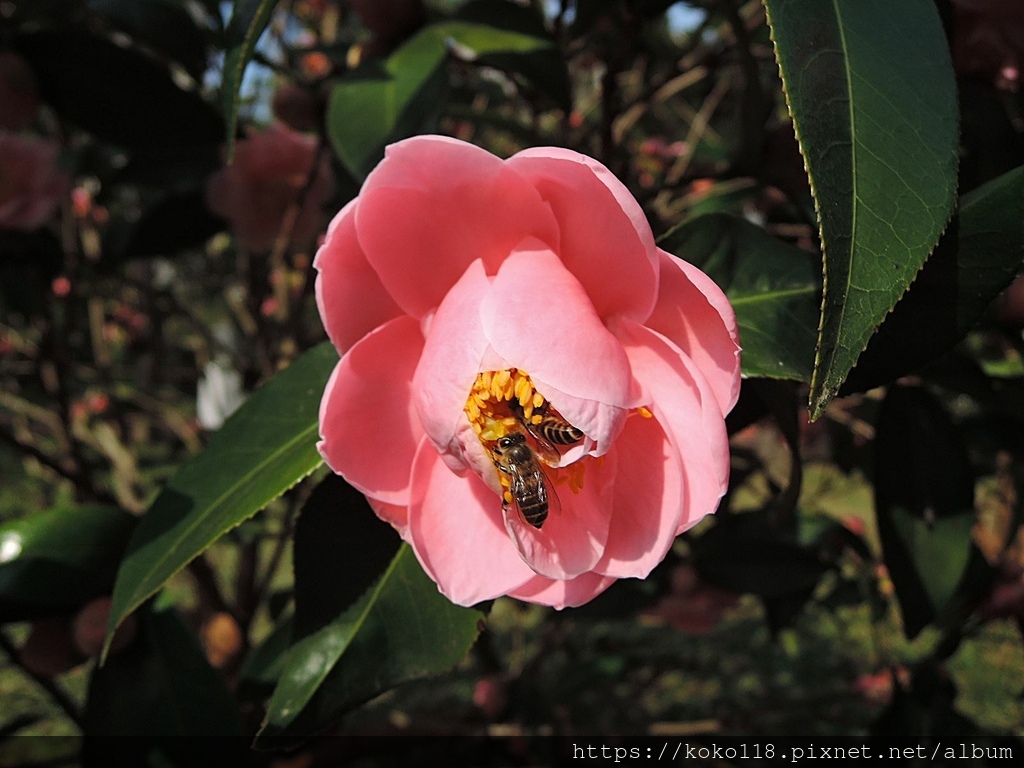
[
  {"xmin": 465, "ymin": 368, "xmax": 544, "ymax": 443},
  {"xmin": 464, "ymin": 370, "xmax": 654, "ymax": 501},
  {"xmin": 465, "ymin": 368, "xmax": 588, "ymax": 495}
]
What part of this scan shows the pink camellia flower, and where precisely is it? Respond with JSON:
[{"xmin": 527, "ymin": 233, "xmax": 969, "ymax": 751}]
[
  {"xmin": 0, "ymin": 132, "xmax": 68, "ymax": 231},
  {"xmin": 205, "ymin": 122, "xmax": 334, "ymax": 252},
  {"xmin": 315, "ymin": 136, "xmax": 740, "ymax": 608}
]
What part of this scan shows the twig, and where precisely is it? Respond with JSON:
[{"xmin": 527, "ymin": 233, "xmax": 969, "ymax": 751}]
[{"xmin": 0, "ymin": 429, "xmax": 119, "ymax": 507}]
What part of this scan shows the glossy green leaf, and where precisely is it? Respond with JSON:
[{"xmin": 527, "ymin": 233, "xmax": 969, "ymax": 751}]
[
  {"xmin": 764, "ymin": 0, "xmax": 959, "ymax": 417},
  {"xmin": 956, "ymin": 164, "xmax": 1024, "ymax": 321},
  {"xmin": 83, "ymin": 603, "xmax": 242, "ymax": 767},
  {"xmin": 290, "ymin": 474, "xmax": 403, "ymax": 638},
  {"xmin": 105, "ymin": 342, "xmax": 338, "ymax": 656},
  {"xmin": 659, "ymin": 212, "xmax": 820, "ymax": 381},
  {"xmin": 0, "ymin": 506, "xmax": 135, "ymax": 622},
  {"xmin": 328, "ymin": 21, "xmax": 556, "ymax": 179},
  {"xmin": 873, "ymin": 386, "xmax": 975, "ymax": 638},
  {"xmin": 256, "ymin": 545, "xmax": 483, "ymax": 749},
  {"xmin": 222, "ymin": 0, "xmax": 281, "ymax": 160},
  {"xmin": 843, "ymin": 165, "xmax": 1024, "ymax": 393}
]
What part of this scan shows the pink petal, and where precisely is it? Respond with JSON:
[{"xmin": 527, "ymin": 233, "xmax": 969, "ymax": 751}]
[
  {"xmin": 314, "ymin": 199, "xmax": 404, "ymax": 354},
  {"xmin": 502, "ymin": 450, "xmax": 617, "ymax": 580},
  {"xmin": 614, "ymin": 319, "xmax": 730, "ymax": 535},
  {"xmin": 593, "ymin": 412, "xmax": 684, "ymax": 578},
  {"xmin": 318, "ymin": 315, "xmax": 425, "ymax": 505},
  {"xmin": 355, "ymin": 136, "xmax": 560, "ymax": 318},
  {"xmin": 407, "ymin": 441, "xmax": 536, "ymax": 606},
  {"xmin": 367, "ymin": 498, "xmax": 409, "ymax": 539},
  {"xmin": 645, "ymin": 249, "xmax": 741, "ymax": 414},
  {"xmin": 411, "ymin": 260, "xmax": 499, "ymax": 468},
  {"xmin": 508, "ymin": 147, "xmax": 660, "ymax": 321},
  {"xmin": 480, "ymin": 244, "xmax": 637, "ymax": 450},
  {"xmin": 507, "ymin": 571, "xmax": 617, "ymax": 609}
]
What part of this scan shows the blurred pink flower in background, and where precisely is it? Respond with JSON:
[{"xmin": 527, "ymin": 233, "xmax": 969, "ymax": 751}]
[
  {"xmin": 0, "ymin": 132, "xmax": 68, "ymax": 230},
  {"xmin": 205, "ymin": 123, "xmax": 334, "ymax": 252},
  {"xmin": 315, "ymin": 136, "xmax": 740, "ymax": 608},
  {"xmin": 0, "ymin": 51, "xmax": 40, "ymax": 130}
]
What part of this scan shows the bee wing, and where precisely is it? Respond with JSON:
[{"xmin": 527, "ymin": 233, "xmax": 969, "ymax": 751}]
[
  {"xmin": 541, "ymin": 467, "xmax": 561, "ymax": 519},
  {"xmin": 526, "ymin": 426, "xmax": 562, "ymax": 466}
]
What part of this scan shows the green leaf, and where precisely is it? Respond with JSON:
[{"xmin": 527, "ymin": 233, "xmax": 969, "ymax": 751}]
[
  {"xmin": 843, "ymin": 165, "xmax": 1024, "ymax": 393},
  {"xmin": 873, "ymin": 385, "xmax": 975, "ymax": 638},
  {"xmin": 659, "ymin": 213, "xmax": 820, "ymax": 381},
  {"xmin": 763, "ymin": 0, "xmax": 959, "ymax": 418},
  {"xmin": 256, "ymin": 545, "xmax": 483, "ymax": 749},
  {"xmin": 105, "ymin": 342, "xmax": 338, "ymax": 656},
  {"xmin": 328, "ymin": 21, "xmax": 556, "ymax": 179},
  {"xmin": 83, "ymin": 603, "xmax": 242, "ymax": 767},
  {"xmin": 0, "ymin": 506, "xmax": 135, "ymax": 622},
  {"xmin": 956, "ymin": 164, "xmax": 1024, "ymax": 322},
  {"xmin": 221, "ymin": 0, "xmax": 281, "ymax": 160}
]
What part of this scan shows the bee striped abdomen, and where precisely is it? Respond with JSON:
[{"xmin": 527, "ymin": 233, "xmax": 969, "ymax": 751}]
[
  {"xmin": 514, "ymin": 486, "xmax": 549, "ymax": 528},
  {"xmin": 536, "ymin": 416, "xmax": 584, "ymax": 446}
]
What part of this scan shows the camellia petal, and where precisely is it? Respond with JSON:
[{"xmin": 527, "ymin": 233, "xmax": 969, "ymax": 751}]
[
  {"xmin": 480, "ymin": 243, "xmax": 636, "ymax": 448},
  {"xmin": 356, "ymin": 136, "xmax": 560, "ymax": 318},
  {"xmin": 507, "ymin": 571, "xmax": 617, "ymax": 609},
  {"xmin": 503, "ymin": 450, "xmax": 617, "ymax": 580},
  {"xmin": 593, "ymin": 412, "xmax": 684, "ymax": 579},
  {"xmin": 613, "ymin": 319, "xmax": 730, "ymax": 534},
  {"xmin": 314, "ymin": 199, "xmax": 404, "ymax": 354},
  {"xmin": 646, "ymin": 249, "xmax": 741, "ymax": 415},
  {"xmin": 508, "ymin": 147, "xmax": 660, "ymax": 322},
  {"xmin": 318, "ymin": 315, "xmax": 425, "ymax": 505},
  {"xmin": 407, "ymin": 442, "xmax": 537, "ymax": 605}
]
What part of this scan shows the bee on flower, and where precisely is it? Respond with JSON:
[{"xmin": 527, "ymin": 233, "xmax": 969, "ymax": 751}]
[{"xmin": 315, "ymin": 136, "xmax": 740, "ymax": 608}]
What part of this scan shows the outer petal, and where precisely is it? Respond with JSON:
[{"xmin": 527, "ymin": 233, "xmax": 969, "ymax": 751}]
[
  {"xmin": 314, "ymin": 199, "xmax": 404, "ymax": 354},
  {"xmin": 407, "ymin": 441, "xmax": 536, "ymax": 606},
  {"xmin": 367, "ymin": 498, "xmax": 409, "ymax": 539},
  {"xmin": 480, "ymin": 244, "xmax": 636, "ymax": 450},
  {"xmin": 507, "ymin": 571, "xmax": 617, "ymax": 609},
  {"xmin": 503, "ymin": 450, "xmax": 617, "ymax": 580},
  {"xmin": 593, "ymin": 410, "xmax": 684, "ymax": 578},
  {"xmin": 614, "ymin": 319, "xmax": 730, "ymax": 534},
  {"xmin": 508, "ymin": 147, "xmax": 660, "ymax": 321},
  {"xmin": 318, "ymin": 315, "xmax": 425, "ymax": 505},
  {"xmin": 356, "ymin": 136, "xmax": 560, "ymax": 318},
  {"xmin": 645, "ymin": 249, "xmax": 741, "ymax": 414}
]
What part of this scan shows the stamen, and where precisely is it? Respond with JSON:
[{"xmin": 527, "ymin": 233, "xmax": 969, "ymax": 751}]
[{"xmin": 463, "ymin": 368, "xmax": 589, "ymax": 496}]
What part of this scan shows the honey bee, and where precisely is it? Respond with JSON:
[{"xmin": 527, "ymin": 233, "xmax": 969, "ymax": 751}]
[
  {"xmin": 510, "ymin": 401, "xmax": 585, "ymax": 464},
  {"xmin": 491, "ymin": 432, "xmax": 560, "ymax": 529}
]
